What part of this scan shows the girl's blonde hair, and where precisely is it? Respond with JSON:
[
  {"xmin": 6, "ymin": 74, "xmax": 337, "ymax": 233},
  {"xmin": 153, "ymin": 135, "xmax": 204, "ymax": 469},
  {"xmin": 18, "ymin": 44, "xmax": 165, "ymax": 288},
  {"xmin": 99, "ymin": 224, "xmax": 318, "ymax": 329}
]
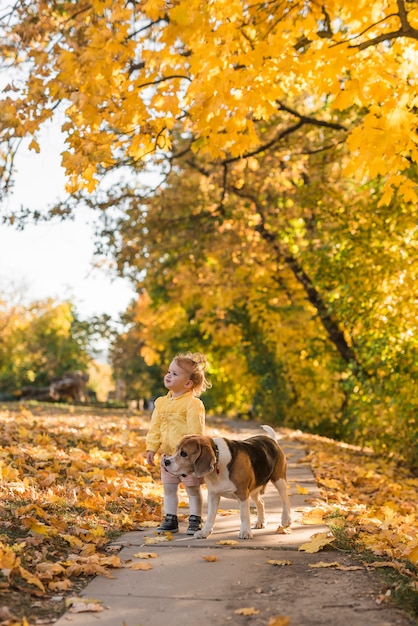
[{"xmin": 174, "ymin": 351, "xmax": 212, "ymax": 397}]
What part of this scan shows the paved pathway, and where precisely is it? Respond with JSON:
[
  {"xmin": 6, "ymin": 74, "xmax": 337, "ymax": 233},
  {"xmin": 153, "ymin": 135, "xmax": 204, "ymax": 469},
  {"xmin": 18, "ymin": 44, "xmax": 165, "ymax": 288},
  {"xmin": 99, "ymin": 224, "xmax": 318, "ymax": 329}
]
[{"xmin": 54, "ymin": 422, "xmax": 414, "ymax": 626}]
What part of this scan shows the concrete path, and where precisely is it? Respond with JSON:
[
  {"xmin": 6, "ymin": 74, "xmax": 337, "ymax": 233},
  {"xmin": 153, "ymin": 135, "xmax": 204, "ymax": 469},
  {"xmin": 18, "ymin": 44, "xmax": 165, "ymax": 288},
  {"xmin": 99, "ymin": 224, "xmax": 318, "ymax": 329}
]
[{"xmin": 54, "ymin": 422, "xmax": 414, "ymax": 626}]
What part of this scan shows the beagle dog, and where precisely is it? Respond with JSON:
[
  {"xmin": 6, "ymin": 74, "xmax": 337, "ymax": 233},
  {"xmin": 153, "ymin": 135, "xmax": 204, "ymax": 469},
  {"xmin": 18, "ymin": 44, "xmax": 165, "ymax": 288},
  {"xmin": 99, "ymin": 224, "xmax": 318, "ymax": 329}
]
[{"xmin": 163, "ymin": 425, "xmax": 291, "ymax": 539}]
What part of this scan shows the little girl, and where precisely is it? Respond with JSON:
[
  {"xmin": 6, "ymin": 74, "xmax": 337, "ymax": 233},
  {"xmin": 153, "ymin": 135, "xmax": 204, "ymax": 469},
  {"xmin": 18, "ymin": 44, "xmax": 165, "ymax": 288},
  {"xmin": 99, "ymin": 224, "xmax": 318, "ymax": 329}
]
[{"xmin": 146, "ymin": 351, "xmax": 211, "ymax": 534}]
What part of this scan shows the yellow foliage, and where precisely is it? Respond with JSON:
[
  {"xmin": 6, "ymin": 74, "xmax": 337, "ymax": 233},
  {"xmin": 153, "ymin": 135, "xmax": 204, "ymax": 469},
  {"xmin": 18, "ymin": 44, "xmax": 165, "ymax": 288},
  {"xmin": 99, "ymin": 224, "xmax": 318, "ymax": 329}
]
[
  {"xmin": 298, "ymin": 433, "xmax": 418, "ymax": 569},
  {"xmin": 1, "ymin": 0, "xmax": 418, "ymax": 203},
  {"xmin": 0, "ymin": 403, "xmax": 160, "ymax": 616}
]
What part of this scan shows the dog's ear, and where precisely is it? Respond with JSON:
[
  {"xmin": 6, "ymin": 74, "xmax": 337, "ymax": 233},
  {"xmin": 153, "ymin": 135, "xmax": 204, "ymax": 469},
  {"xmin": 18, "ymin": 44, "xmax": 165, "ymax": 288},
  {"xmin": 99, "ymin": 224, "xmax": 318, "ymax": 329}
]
[{"xmin": 194, "ymin": 441, "xmax": 216, "ymax": 477}]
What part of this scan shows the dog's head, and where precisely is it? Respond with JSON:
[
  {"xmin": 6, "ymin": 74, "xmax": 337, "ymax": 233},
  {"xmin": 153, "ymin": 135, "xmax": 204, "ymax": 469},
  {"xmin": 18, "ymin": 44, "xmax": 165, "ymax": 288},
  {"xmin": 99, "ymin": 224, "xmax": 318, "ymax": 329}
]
[{"xmin": 164, "ymin": 435, "xmax": 217, "ymax": 478}]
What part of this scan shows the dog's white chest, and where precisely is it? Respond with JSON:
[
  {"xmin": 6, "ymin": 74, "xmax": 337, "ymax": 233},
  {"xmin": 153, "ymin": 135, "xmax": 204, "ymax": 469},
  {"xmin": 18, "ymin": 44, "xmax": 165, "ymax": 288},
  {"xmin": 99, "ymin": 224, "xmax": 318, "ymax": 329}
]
[{"xmin": 204, "ymin": 438, "xmax": 238, "ymax": 498}]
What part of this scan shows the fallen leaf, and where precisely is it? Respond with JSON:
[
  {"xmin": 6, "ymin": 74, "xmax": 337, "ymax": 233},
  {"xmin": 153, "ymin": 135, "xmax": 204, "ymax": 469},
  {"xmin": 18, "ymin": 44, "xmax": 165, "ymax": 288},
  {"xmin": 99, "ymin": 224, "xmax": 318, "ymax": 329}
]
[
  {"xmin": 267, "ymin": 559, "xmax": 292, "ymax": 566},
  {"xmin": 29, "ymin": 522, "xmax": 54, "ymax": 537},
  {"xmin": 234, "ymin": 607, "xmax": 260, "ymax": 615},
  {"xmin": 301, "ymin": 508, "xmax": 328, "ymax": 525},
  {"xmin": 367, "ymin": 561, "xmax": 411, "ymax": 576},
  {"xmin": 308, "ymin": 560, "xmax": 363, "ymax": 571},
  {"xmin": 268, "ymin": 615, "xmax": 291, "ymax": 626},
  {"xmin": 49, "ymin": 578, "xmax": 72, "ymax": 590},
  {"xmin": 60, "ymin": 534, "xmax": 84, "ymax": 548},
  {"xmin": 127, "ymin": 562, "xmax": 153, "ymax": 570},
  {"xmin": 298, "ymin": 532, "xmax": 334, "ymax": 553},
  {"xmin": 67, "ymin": 597, "xmax": 104, "ymax": 613},
  {"xmin": 18, "ymin": 566, "xmax": 46, "ymax": 592},
  {"xmin": 217, "ymin": 540, "xmax": 239, "ymax": 546},
  {"xmin": 99, "ymin": 555, "xmax": 122, "ymax": 568},
  {"xmin": 70, "ymin": 601, "xmax": 104, "ymax": 613},
  {"xmin": 296, "ymin": 484, "xmax": 309, "ymax": 495},
  {"xmin": 144, "ymin": 535, "xmax": 172, "ymax": 544},
  {"xmin": 133, "ymin": 552, "xmax": 158, "ymax": 559},
  {"xmin": 36, "ymin": 562, "xmax": 66, "ymax": 577},
  {"xmin": 308, "ymin": 561, "xmax": 341, "ymax": 568},
  {"xmin": 202, "ymin": 555, "xmax": 218, "ymax": 562}
]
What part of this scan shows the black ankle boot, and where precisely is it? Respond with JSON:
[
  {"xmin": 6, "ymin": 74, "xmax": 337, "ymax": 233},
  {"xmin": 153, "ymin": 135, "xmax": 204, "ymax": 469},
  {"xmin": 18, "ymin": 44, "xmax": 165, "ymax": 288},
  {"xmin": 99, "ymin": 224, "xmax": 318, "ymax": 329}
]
[
  {"xmin": 157, "ymin": 514, "xmax": 179, "ymax": 533},
  {"xmin": 187, "ymin": 515, "xmax": 202, "ymax": 535}
]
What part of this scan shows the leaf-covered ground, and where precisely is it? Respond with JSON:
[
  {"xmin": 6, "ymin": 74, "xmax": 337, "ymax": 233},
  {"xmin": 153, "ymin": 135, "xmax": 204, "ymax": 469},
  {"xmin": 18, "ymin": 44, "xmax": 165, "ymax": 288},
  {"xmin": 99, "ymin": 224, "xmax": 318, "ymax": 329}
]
[
  {"xmin": 0, "ymin": 403, "xmax": 162, "ymax": 625},
  {"xmin": 0, "ymin": 404, "xmax": 417, "ymax": 625},
  {"xmin": 293, "ymin": 431, "xmax": 418, "ymax": 613}
]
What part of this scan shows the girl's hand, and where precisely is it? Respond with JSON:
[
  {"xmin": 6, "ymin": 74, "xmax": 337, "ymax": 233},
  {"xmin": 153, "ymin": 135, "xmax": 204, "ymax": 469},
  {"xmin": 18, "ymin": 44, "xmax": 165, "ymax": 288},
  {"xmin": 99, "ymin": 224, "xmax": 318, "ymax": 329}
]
[{"xmin": 146, "ymin": 450, "xmax": 155, "ymax": 466}]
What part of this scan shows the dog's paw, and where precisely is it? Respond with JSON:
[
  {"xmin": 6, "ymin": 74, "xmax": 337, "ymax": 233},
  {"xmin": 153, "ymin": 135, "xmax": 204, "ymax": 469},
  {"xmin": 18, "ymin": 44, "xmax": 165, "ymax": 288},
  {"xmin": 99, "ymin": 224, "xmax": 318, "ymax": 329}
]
[
  {"xmin": 238, "ymin": 529, "xmax": 253, "ymax": 539},
  {"xmin": 194, "ymin": 529, "xmax": 211, "ymax": 539},
  {"xmin": 282, "ymin": 515, "xmax": 291, "ymax": 528},
  {"xmin": 255, "ymin": 521, "xmax": 266, "ymax": 529}
]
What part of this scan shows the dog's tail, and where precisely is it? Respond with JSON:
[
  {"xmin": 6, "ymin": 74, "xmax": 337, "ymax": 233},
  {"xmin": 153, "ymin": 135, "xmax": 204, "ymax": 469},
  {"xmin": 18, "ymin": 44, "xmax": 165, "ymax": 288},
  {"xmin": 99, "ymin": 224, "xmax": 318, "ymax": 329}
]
[{"xmin": 260, "ymin": 424, "xmax": 281, "ymax": 441}]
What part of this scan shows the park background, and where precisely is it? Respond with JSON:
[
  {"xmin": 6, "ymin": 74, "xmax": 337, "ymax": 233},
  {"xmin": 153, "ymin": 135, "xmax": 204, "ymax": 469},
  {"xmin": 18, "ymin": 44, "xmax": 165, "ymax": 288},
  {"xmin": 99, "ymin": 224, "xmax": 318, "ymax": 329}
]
[
  {"xmin": 1, "ymin": 0, "xmax": 417, "ymax": 469},
  {"xmin": 0, "ymin": 2, "xmax": 417, "ymax": 622}
]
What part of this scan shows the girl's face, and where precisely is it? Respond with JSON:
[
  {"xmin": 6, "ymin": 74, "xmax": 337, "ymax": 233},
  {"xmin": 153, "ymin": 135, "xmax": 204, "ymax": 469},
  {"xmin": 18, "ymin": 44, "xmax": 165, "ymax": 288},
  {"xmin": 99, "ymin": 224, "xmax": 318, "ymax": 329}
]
[{"xmin": 164, "ymin": 361, "xmax": 193, "ymax": 397}]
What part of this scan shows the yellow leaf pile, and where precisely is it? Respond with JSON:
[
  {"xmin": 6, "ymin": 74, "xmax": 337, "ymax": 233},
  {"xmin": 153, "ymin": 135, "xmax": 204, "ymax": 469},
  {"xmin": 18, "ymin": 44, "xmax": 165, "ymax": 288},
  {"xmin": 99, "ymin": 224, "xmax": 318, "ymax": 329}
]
[
  {"xmin": 0, "ymin": 404, "xmax": 162, "ymax": 620},
  {"xmin": 296, "ymin": 433, "xmax": 418, "ymax": 569}
]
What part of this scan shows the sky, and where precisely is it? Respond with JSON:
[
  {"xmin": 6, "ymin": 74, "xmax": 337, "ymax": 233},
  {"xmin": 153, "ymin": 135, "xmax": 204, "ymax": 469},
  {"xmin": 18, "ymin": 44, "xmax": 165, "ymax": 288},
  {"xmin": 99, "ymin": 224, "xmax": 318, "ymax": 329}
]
[{"xmin": 0, "ymin": 120, "xmax": 137, "ymax": 321}]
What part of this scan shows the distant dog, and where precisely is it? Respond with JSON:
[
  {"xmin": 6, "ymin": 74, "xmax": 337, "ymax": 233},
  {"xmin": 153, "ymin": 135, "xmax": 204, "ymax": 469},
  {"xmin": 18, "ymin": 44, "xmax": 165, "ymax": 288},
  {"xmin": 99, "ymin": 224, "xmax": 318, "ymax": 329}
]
[{"xmin": 163, "ymin": 425, "xmax": 291, "ymax": 539}]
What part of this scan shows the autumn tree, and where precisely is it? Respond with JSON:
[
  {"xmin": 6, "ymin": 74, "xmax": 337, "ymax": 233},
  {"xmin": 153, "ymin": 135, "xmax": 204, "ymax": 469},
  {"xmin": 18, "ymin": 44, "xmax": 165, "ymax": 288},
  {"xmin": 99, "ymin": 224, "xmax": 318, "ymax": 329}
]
[
  {"xmin": 0, "ymin": 294, "xmax": 93, "ymax": 392},
  {"xmin": 100, "ymin": 116, "xmax": 417, "ymax": 467},
  {"xmin": 109, "ymin": 302, "xmax": 163, "ymax": 404},
  {"xmin": 1, "ymin": 1, "xmax": 417, "ymax": 466},
  {"xmin": 1, "ymin": 0, "xmax": 418, "ymax": 215}
]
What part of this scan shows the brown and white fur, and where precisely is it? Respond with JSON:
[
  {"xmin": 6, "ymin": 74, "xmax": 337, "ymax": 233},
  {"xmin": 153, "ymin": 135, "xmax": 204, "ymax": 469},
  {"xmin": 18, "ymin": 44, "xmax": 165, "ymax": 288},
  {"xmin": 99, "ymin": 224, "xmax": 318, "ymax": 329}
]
[{"xmin": 163, "ymin": 425, "xmax": 291, "ymax": 539}]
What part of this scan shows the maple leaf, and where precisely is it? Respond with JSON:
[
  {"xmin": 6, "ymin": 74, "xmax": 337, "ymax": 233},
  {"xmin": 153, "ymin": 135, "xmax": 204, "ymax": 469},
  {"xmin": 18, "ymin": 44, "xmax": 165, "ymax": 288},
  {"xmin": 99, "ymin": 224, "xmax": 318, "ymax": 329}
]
[{"xmin": 298, "ymin": 532, "xmax": 335, "ymax": 553}]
